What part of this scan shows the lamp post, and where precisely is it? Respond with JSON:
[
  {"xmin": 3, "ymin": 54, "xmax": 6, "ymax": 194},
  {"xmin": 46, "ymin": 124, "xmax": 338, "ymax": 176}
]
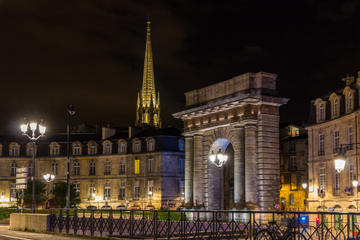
[
  {"xmin": 20, "ymin": 121, "xmax": 46, "ymax": 213},
  {"xmin": 66, "ymin": 105, "xmax": 75, "ymax": 210},
  {"xmin": 43, "ymin": 174, "xmax": 55, "ymax": 209},
  {"xmin": 209, "ymin": 149, "xmax": 228, "ymax": 209}
]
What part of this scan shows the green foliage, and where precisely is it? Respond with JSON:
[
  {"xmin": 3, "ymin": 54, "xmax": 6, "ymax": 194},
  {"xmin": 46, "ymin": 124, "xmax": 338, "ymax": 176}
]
[
  {"xmin": 24, "ymin": 179, "xmax": 47, "ymax": 206},
  {"xmin": 52, "ymin": 181, "xmax": 80, "ymax": 208},
  {"xmin": 0, "ymin": 208, "xmax": 16, "ymax": 219}
]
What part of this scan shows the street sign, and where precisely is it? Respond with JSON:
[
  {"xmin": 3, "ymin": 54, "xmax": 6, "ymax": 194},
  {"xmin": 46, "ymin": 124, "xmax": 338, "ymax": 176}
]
[
  {"xmin": 16, "ymin": 168, "xmax": 28, "ymax": 173},
  {"xmin": 16, "ymin": 178, "xmax": 27, "ymax": 184},
  {"xmin": 16, "ymin": 173, "xmax": 27, "ymax": 178},
  {"xmin": 16, "ymin": 184, "xmax": 27, "ymax": 190}
]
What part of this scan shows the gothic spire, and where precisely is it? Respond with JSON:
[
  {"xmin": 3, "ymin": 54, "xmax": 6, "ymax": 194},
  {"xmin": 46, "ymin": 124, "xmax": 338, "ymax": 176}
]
[{"xmin": 142, "ymin": 20, "xmax": 156, "ymax": 107}]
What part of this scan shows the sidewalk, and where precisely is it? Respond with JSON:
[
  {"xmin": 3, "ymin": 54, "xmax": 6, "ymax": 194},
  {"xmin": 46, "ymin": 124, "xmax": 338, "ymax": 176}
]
[{"xmin": 0, "ymin": 224, "xmax": 109, "ymax": 240}]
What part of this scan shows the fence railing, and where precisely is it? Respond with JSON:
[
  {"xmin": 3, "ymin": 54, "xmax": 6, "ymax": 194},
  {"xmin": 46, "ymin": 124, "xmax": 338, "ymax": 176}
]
[{"xmin": 47, "ymin": 209, "xmax": 360, "ymax": 239}]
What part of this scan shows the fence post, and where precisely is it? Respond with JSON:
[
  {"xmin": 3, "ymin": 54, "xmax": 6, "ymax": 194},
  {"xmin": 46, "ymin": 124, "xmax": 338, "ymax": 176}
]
[
  {"xmin": 108, "ymin": 209, "xmax": 113, "ymax": 237},
  {"xmin": 249, "ymin": 211, "xmax": 253, "ymax": 240},
  {"xmin": 65, "ymin": 208, "xmax": 70, "ymax": 233},
  {"xmin": 130, "ymin": 210, "xmax": 134, "ymax": 237},
  {"xmin": 90, "ymin": 209, "xmax": 95, "ymax": 236}
]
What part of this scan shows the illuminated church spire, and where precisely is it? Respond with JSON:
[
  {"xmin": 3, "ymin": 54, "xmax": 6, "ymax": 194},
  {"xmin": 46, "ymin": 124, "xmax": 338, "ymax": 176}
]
[{"xmin": 136, "ymin": 20, "xmax": 161, "ymax": 128}]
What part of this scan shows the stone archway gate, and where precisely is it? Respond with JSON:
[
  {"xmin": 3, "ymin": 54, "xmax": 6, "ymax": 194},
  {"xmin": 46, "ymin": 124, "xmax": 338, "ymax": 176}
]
[{"xmin": 173, "ymin": 72, "xmax": 288, "ymax": 210}]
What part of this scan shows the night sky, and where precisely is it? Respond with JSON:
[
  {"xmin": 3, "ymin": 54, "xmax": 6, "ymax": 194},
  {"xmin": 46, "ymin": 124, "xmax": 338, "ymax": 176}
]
[{"xmin": 1, "ymin": 0, "xmax": 360, "ymax": 134}]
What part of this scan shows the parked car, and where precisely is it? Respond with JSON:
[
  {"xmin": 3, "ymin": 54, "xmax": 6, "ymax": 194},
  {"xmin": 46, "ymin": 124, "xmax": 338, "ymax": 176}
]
[
  {"xmin": 101, "ymin": 205, "xmax": 112, "ymax": 210},
  {"xmin": 86, "ymin": 205, "xmax": 97, "ymax": 210}
]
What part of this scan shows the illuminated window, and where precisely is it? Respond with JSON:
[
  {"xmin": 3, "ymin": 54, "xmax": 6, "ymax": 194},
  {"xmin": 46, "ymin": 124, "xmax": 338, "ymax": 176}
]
[
  {"xmin": 10, "ymin": 183, "xmax": 16, "ymax": 200},
  {"xmin": 148, "ymin": 180, "xmax": 154, "ymax": 200},
  {"xmin": 288, "ymin": 126, "xmax": 299, "ymax": 137},
  {"xmin": 74, "ymin": 182, "xmax": 80, "ymax": 196},
  {"xmin": 104, "ymin": 183, "xmax": 111, "ymax": 200},
  {"xmin": 319, "ymin": 168, "xmax": 326, "ymax": 192},
  {"xmin": 118, "ymin": 182, "xmax": 125, "ymax": 200},
  {"xmin": 179, "ymin": 158, "xmax": 185, "ymax": 172},
  {"xmin": 134, "ymin": 159, "xmax": 140, "ymax": 174},
  {"xmin": 290, "ymin": 174, "xmax": 297, "ymax": 190},
  {"xmin": 89, "ymin": 183, "xmax": 95, "ymax": 198}
]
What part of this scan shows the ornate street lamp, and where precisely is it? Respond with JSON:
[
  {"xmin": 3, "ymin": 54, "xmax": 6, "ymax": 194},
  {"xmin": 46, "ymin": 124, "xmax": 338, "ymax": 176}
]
[
  {"xmin": 20, "ymin": 121, "xmax": 46, "ymax": 213},
  {"xmin": 209, "ymin": 149, "xmax": 228, "ymax": 168},
  {"xmin": 302, "ymin": 183, "xmax": 308, "ymax": 189},
  {"xmin": 66, "ymin": 105, "xmax": 76, "ymax": 210},
  {"xmin": 352, "ymin": 179, "xmax": 359, "ymax": 188},
  {"xmin": 334, "ymin": 153, "xmax": 346, "ymax": 173},
  {"xmin": 43, "ymin": 173, "xmax": 55, "ymax": 209}
]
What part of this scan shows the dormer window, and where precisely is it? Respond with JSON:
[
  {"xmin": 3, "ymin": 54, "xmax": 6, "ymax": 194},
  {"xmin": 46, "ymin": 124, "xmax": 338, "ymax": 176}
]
[
  {"xmin": 147, "ymin": 138, "xmax": 155, "ymax": 152},
  {"xmin": 73, "ymin": 142, "xmax": 81, "ymax": 156},
  {"xmin": 87, "ymin": 141, "xmax": 97, "ymax": 155},
  {"xmin": 26, "ymin": 142, "xmax": 36, "ymax": 157},
  {"xmin": 9, "ymin": 143, "xmax": 20, "ymax": 157},
  {"xmin": 347, "ymin": 93, "xmax": 353, "ymax": 112},
  {"xmin": 133, "ymin": 140, "xmax": 141, "ymax": 153},
  {"xmin": 50, "ymin": 142, "xmax": 60, "ymax": 156},
  {"xmin": 103, "ymin": 141, "xmax": 112, "ymax": 155},
  {"xmin": 319, "ymin": 103, "xmax": 324, "ymax": 121},
  {"xmin": 119, "ymin": 141, "xmax": 127, "ymax": 154},
  {"xmin": 333, "ymin": 98, "xmax": 338, "ymax": 117}
]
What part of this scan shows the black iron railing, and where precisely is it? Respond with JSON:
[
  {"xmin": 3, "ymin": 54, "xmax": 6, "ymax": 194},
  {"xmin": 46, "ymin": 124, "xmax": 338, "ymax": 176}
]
[{"xmin": 47, "ymin": 209, "xmax": 360, "ymax": 240}]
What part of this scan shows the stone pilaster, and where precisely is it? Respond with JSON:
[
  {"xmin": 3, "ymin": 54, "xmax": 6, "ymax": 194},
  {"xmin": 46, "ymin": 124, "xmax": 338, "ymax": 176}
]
[
  {"xmin": 245, "ymin": 124, "xmax": 257, "ymax": 205},
  {"xmin": 193, "ymin": 134, "xmax": 204, "ymax": 207},
  {"xmin": 233, "ymin": 126, "xmax": 245, "ymax": 206},
  {"xmin": 184, "ymin": 136, "xmax": 194, "ymax": 206}
]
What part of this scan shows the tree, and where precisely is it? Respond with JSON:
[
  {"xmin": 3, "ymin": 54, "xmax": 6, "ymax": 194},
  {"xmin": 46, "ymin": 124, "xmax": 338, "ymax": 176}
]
[
  {"xmin": 52, "ymin": 181, "xmax": 80, "ymax": 208},
  {"xmin": 24, "ymin": 179, "xmax": 47, "ymax": 206}
]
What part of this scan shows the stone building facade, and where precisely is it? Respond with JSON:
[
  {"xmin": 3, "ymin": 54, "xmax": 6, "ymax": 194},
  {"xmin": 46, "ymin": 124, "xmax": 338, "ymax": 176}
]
[
  {"xmin": 279, "ymin": 123, "xmax": 308, "ymax": 211},
  {"xmin": 307, "ymin": 74, "xmax": 360, "ymax": 211},
  {"xmin": 0, "ymin": 127, "xmax": 184, "ymax": 209},
  {"xmin": 174, "ymin": 72, "xmax": 288, "ymax": 210}
]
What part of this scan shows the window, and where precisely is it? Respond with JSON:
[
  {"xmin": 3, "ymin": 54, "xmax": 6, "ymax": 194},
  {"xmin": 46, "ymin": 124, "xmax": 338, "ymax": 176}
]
[
  {"xmin": 348, "ymin": 93, "xmax": 353, "ymax": 112},
  {"xmin": 50, "ymin": 143, "xmax": 60, "ymax": 156},
  {"xmin": 10, "ymin": 162, "xmax": 16, "ymax": 177},
  {"xmin": 179, "ymin": 158, "xmax": 185, "ymax": 172},
  {"xmin": 334, "ymin": 131, "xmax": 340, "ymax": 153},
  {"xmin": 104, "ymin": 160, "xmax": 111, "ymax": 175},
  {"xmin": 134, "ymin": 142, "xmax": 141, "ymax": 153},
  {"xmin": 74, "ymin": 183, "xmax": 80, "ymax": 196},
  {"xmin": 51, "ymin": 162, "xmax": 58, "ymax": 175},
  {"xmin": 104, "ymin": 143, "xmax": 111, "ymax": 155},
  {"xmin": 335, "ymin": 172, "xmax": 340, "ymax": 195},
  {"xmin": 73, "ymin": 161, "xmax": 80, "ymax": 176},
  {"xmin": 148, "ymin": 180, "xmax": 154, "ymax": 200},
  {"xmin": 118, "ymin": 182, "xmax": 125, "ymax": 200},
  {"xmin": 290, "ymin": 174, "xmax": 297, "ymax": 190},
  {"xmin": 119, "ymin": 142, "xmax": 126, "ymax": 153},
  {"xmin": 119, "ymin": 161, "xmax": 125, "ymax": 174},
  {"xmin": 73, "ymin": 143, "xmax": 81, "ymax": 155},
  {"xmin": 134, "ymin": 159, "xmax": 140, "ymax": 175},
  {"xmin": 89, "ymin": 183, "xmax": 95, "ymax": 198},
  {"xmin": 319, "ymin": 134, "xmax": 325, "ymax": 156},
  {"xmin": 178, "ymin": 139, "xmax": 185, "ymax": 151},
  {"xmin": 289, "ymin": 194, "xmax": 294, "ymax": 205},
  {"xmin": 333, "ymin": 98, "xmax": 338, "ymax": 117},
  {"xmin": 348, "ymin": 127, "xmax": 353, "ymax": 146},
  {"xmin": 349, "ymin": 163, "xmax": 354, "ymax": 187},
  {"xmin": 10, "ymin": 183, "xmax": 16, "ymax": 200},
  {"xmin": 289, "ymin": 126, "xmax": 299, "ymax": 137},
  {"xmin": 89, "ymin": 161, "xmax": 96, "ymax": 176},
  {"xmin": 289, "ymin": 142, "xmax": 296, "ymax": 153},
  {"xmin": 319, "ymin": 103, "xmax": 324, "ymax": 121},
  {"xmin": 147, "ymin": 140, "xmax": 154, "ymax": 152},
  {"xmin": 319, "ymin": 168, "xmax": 326, "ymax": 192},
  {"xmin": 89, "ymin": 144, "xmax": 96, "ymax": 155},
  {"xmin": 104, "ymin": 183, "xmax": 111, "ymax": 200},
  {"xmin": 179, "ymin": 180, "xmax": 184, "ymax": 197},
  {"xmin": 147, "ymin": 158, "xmax": 153, "ymax": 173},
  {"xmin": 134, "ymin": 181, "xmax": 140, "ymax": 200},
  {"xmin": 289, "ymin": 156, "xmax": 297, "ymax": 171},
  {"xmin": 9, "ymin": 144, "xmax": 19, "ymax": 157}
]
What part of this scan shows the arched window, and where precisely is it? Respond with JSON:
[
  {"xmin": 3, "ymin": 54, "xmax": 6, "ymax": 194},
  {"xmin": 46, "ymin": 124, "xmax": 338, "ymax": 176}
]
[
  {"xmin": 319, "ymin": 103, "xmax": 324, "ymax": 121},
  {"xmin": 10, "ymin": 162, "xmax": 16, "ymax": 176},
  {"xmin": 104, "ymin": 183, "xmax": 111, "ymax": 200},
  {"xmin": 105, "ymin": 144, "xmax": 111, "ymax": 154},
  {"xmin": 147, "ymin": 139, "xmax": 154, "ymax": 152},
  {"xmin": 73, "ymin": 161, "xmax": 80, "ymax": 176},
  {"xmin": 333, "ymin": 98, "xmax": 338, "ymax": 117},
  {"xmin": 119, "ymin": 142, "xmax": 126, "ymax": 154},
  {"xmin": 9, "ymin": 143, "xmax": 20, "ymax": 157},
  {"xmin": 73, "ymin": 143, "xmax": 81, "ymax": 156}
]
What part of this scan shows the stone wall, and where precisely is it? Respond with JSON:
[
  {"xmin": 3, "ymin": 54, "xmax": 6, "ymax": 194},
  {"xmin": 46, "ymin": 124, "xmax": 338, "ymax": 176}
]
[{"xmin": 10, "ymin": 213, "xmax": 49, "ymax": 232}]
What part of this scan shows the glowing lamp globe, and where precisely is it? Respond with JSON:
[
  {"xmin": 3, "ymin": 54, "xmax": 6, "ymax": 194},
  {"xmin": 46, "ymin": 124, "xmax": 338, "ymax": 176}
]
[
  {"xmin": 20, "ymin": 124, "xmax": 28, "ymax": 133},
  {"xmin": 334, "ymin": 159, "xmax": 346, "ymax": 173},
  {"xmin": 39, "ymin": 124, "xmax": 46, "ymax": 135},
  {"xmin": 30, "ymin": 122, "xmax": 37, "ymax": 131},
  {"xmin": 302, "ymin": 183, "xmax": 308, "ymax": 189},
  {"xmin": 353, "ymin": 179, "xmax": 359, "ymax": 187}
]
